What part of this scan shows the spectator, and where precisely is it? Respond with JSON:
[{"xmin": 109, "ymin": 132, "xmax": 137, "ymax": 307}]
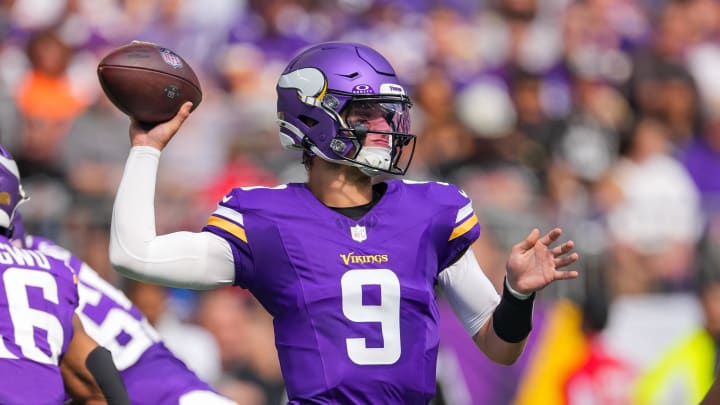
[
  {"xmin": 632, "ymin": 249, "xmax": 720, "ymax": 404},
  {"xmin": 14, "ymin": 29, "xmax": 89, "ymax": 176},
  {"xmin": 601, "ymin": 117, "xmax": 703, "ymax": 294}
]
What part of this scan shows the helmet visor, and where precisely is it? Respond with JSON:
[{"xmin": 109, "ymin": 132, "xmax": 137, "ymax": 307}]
[{"xmin": 342, "ymin": 100, "xmax": 410, "ymax": 134}]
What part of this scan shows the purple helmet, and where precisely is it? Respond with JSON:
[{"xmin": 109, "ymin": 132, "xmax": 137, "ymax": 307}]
[
  {"xmin": 0, "ymin": 145, "xmax": 27, "ymax": 234},
  {"xmin": 10, "ymin": 211, "xmax": 26, "ymax": 246},
  {"xmin": 276, "ymin": 42, "xmax": 416, "ymax": 175}
]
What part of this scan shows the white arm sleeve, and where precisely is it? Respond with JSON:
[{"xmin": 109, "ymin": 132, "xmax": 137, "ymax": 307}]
[
  {"xmin": 438, "ymin": 249, "xmax": 501, "ymax": 336},
  {"xmin": 109, "ymin": 146, "xmax": 235, "ymax": 289}
]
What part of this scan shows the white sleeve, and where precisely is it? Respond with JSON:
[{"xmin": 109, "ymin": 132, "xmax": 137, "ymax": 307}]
[
  {"xmin": 109, "ymin": 146, "xmax": 235, "ymax": 289},
  {"xmin": 438, "ymin": 249, "xmax": 501, "ymax": 336}
]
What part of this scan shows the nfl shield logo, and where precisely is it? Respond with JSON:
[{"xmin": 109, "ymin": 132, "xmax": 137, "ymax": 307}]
[
  {"xmin": 350, "ymin": 225, "xmax": 367, "ymax": 242},
  {"xmin": 159, "ymin": 48, "xmax": 183, "ymax": 69}
]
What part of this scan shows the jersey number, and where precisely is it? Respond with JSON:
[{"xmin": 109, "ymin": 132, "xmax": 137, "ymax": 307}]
[
  {"xmin": 341, "ymin": 269, "xmax": 401, "ymax": 365},
  {"xmin": 0, "ymin": 268, "xmax": 64, "ymax": 364},
  {"xmin": 77, "ymin": 266, "xmax": 159, "ymax": 370}
]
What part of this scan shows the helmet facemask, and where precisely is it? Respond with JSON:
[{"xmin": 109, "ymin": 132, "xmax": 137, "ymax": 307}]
[{"xmin": 334, "ymin": 96, "xmax": 416, "ymax": 176}]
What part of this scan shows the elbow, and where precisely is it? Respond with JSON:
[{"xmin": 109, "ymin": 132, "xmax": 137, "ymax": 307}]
[
  {"xmin": 110, "ymin": 262, "xmax": 136, "ymax": 280},
  {"xmin": 108, "ymin": 236, "xmax": 143, "ymax": 279},
  {"xmin": 108, "ymin": 241, "xmax": 129, "ymax": 274},
  {"xmin": 108, "ymin": 243, "xmax": 121, "ymax": 270},
  {"xmin": 109, "ymin": 250, "xmax": 148, "ymax": 284},
  {"xmin": 108, "ymin": 209, "xmax": 152, "ymax": 275}
]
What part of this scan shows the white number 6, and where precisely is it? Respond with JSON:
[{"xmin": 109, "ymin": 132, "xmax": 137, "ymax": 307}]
[
  {"xmin": 341, "ymin": 269, "xmax": 401, "ymax": 365},
  {"xmin": 1, "ymin": 268, "xmax": 64, "ymax": 364}
]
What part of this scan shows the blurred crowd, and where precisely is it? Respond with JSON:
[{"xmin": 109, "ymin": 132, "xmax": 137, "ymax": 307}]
[{"xmin": 1, "ymin": 0, "xmax": 719, "ymax": 403}]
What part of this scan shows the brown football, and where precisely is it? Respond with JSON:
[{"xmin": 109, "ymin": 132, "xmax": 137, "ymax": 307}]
[{"xmin": 97, "ymin": 41, "xmax": 202, "ymax": 124}]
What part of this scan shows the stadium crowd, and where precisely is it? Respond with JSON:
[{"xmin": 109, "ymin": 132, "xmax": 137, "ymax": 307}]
[{"xmin": 0, "ymin": 0, "xmax": 719, "ymax": 403}]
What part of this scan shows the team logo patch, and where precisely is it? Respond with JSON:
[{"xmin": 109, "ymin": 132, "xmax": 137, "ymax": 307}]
[
  {"xmin": 350, "ymin": 224, "xmax": 367, "ymax": 242},
  {"xmin": 351, "ymin": 84, "xmax": 374, "ymax": 94},
  {"xmin": 159, "ymin": 48, "xmax": 183, "ymax": 69}
]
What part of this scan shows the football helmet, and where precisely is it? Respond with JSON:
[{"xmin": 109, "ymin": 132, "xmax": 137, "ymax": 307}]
[
  {"xmin": 276, "ymin": 42, "xmax": 416, "ymax": 176},
  {"xmin": 10, "ymin": 211, "xmax": 26, "ymax": 247},
  {"xmin": 0, "ymin": 145, "xmax": 27, "ymax": 236}
]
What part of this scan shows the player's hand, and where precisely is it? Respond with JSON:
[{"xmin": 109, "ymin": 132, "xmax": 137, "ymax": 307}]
[
  {"xmin": 129, "ymin": 101, "xmax": 193, "ymax": 150},
  {"xmin": 505, "ymin": 228, "xmax": 579, "ymax": 295}
]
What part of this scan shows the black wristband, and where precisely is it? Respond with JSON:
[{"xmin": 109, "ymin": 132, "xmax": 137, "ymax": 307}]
[
  {"xmin": 85, "ymin": 346, "xmax": 131, "ymax": 405},
  {"xmin": 492, "ymin": 277, "xmax": 536, "ymax": 343}
]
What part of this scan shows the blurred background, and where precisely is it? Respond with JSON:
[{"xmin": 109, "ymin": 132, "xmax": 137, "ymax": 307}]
[{"xmin": 1, "ymin": 0, "xmax": 719, "ymax": 403}]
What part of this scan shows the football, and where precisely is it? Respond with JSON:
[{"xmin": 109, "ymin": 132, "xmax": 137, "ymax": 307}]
[{"xmin": 97, "ymin": 41, "xmax": 202, "ymax": 124}]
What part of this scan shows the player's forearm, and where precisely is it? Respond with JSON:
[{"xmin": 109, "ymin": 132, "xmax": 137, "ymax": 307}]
[
  {"xmin": 473, "ymin": 319, "xmax": 527, "ymax": 365},
  {"xmin": 439, "ymin": 249, "xmax": 526, "ymax": 364},
  {"xmin": 110, "ymin": 146, "xmax": 160, "ymax": 261},
  {"xmin": 85, "ymin": 346, "xmax": 131, "ymax": 405},
  {"xmin": 474, "ymin": 276, "xmax": 535, "ymax": 365},
  {"xmin": 63, "ymin": 317, "xmax": 130, "ymax": 405},
  {"xmin": 110, "ymin": 146, "xmax": 235, "ymax": 289}
]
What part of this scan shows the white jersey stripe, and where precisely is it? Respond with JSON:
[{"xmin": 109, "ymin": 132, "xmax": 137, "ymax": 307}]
[
  {"xmin": 455, "ymin": 202, "xmax": 474, "ymax": 224},
  {"xmin": 213, "ymin": 205, "xmax": 244, "ymax": 226}
]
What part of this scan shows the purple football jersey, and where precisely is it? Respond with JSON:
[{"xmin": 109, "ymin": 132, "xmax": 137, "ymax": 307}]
[
  {"xmin": 203, "ymin": 180, "xmax": 480, "ymax": 404},
  {"xmin": 0, "ymin": 236, "xmax": 80, "ymax": 405},
  {"xmin": 25, "ymin": 236, "xmax": 220, "ymax": 405}
]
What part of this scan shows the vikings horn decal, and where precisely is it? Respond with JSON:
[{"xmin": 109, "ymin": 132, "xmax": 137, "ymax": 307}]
[{"xmin": 277, "ymin": 67, "xmax": 327, "ymax": 106}]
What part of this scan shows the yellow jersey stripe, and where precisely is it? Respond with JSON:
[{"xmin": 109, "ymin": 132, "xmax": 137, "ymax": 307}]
[
  {"xmin": 207, "ymin": 215, "xmax": 247, "ymax": 243},
  {"xmin": 449, "ymin": 214, "xmax": 478, "ymax": 241}
]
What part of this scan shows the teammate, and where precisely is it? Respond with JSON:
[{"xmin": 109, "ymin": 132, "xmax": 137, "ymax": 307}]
[
  {"xmin": 109, "ymin": 42, "xmax": 579, "ymax": 403},
  {"xmin": 11, "ymin": 216, "xmax": 237, "ymax": 405},
  {"xmin": 0, "ymin": 147, "xmax": 129, "ymax": 405}
]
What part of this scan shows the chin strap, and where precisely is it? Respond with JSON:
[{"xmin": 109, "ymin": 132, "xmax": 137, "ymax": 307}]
[{"xmin": 356, "ymin": 146, "xmax": 392, "ymax": 176}]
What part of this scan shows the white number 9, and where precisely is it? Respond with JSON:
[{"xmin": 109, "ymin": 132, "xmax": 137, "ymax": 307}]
[{"xmin": 341, "ymin": 269, "xmax": 401, "ymax": 365}]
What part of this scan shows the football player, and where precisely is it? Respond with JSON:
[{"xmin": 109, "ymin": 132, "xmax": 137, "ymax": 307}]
[
  {"xmin": 0, "ymin": 146, "xmax": 129, "ymax": 405},
  {"xmin": 109, "ymin": 42, "xmax": 579, "ymax": 403},
  {"xmin": 10, "ymin": 212, "xmax": 237, "ymax": 405}
]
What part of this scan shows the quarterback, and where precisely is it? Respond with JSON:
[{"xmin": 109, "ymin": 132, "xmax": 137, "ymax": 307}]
[{"xmin": 109, "ymin": 42, "xmax": 579, "ymax": 403}]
